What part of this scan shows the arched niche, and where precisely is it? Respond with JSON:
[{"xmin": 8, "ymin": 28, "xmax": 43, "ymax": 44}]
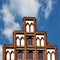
[
  {"xmin": 21, "ymin": 38, "xmax": 24, "ymax": 46},
  {"xmin": 52, "ymin": 52, "xmax": 55, "ymax": 60},
  {"xmin": 11, "ymin": 51, "xmax": 14, "ymax": 60},
  {"xmin": 30, "ymin": 23, "xmax": 34, "ymax": 32},
  {"xmin": 26, "ymin": 23, "xmax": 29, "ymax": 32},
  {"xmin": 36, "ymin": 38, "xmax": 40, "ymax": 46},
  {"xmin": 16, "ymin": 38, "xmax": 20, "ymax": 46},
  {"xmin": 6, "ymin": 52, "xmax": 10, "ymax": 60},
  {"xmin": 47, "ymin": 52, "xmax": 50, "ymax": 60},
  {"xmin": 41, "ymin": 38, "xmax": 44, "ymax": 46}
]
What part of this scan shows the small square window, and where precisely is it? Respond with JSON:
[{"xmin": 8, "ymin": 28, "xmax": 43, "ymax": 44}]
[
  {"xmin": 28, "ymin": 52, "xmax": 33, "ymax": 59},
  {"xmin": 27, "ymin": 39, "xmax": 32, "ymax": 45},
  {"xmin": 17, "ymin": 52, "xmax": 23, "ymax": 60},
  {"xmin": 38, "ymin": 51, "xmax": 43, "ymax": 60}
]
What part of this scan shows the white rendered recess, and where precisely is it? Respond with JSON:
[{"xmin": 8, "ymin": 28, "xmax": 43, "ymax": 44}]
[
  {"xmin": 36, "ymin": 35, "xmax": 44, "ymax": 46},
  {"xmin": 47, "ymin": 53, "xmax": 50, "ymax": 60},
  {"xmin": 6, "ymin": 52, "xmax": 10, "ymax": 60},
  {"xmin": 16, "ymin": 34, "xmax": 24, "ymax": 46},
  {"xmin": 30, "ymin": 24, "xmax": 34, "ymax": 32},
  {"xmin": 21, "ymin": 38, "xmax": 24, "ymax": 46},
  {"xmin": 26, "ymin": 21, "xmax": 34, "ymax": 24},
  {"xmin": 6, "ymin": 49, "xmax": 14, "ymax": 60},
  {"xmin": 41, "ymin": 39, "xmax": 44, "ymax": 46},
  {"xmin": 47, "ymin": 49, "xmax": 55, "ymax": 60},
  {"xmin": 26, "ymin": 24, "xmax": 29, "ymax": 32},
  {"xmin": 11, "ymin": 52, "xmax": 14, "ymax": 60},
  {"xmin": 52, "ymin": 52, "xmax": 55, "ymax": 60},
  {"xmin": 37, "ymin": 39, "xmax": 40, "ymax": 46},
  {"xmin": 6, "ymin": 49, "xmax": 14, "ymax": 52},
  {"xmin": 16, "ymin": 38, "xmax": 20, "ymax": 46},
  {"xmin": 26, "ymin": 21, "xmax": 34, "ymax": 32}
]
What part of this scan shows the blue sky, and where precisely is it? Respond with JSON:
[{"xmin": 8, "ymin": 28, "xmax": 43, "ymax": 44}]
[{"xmin": 0, "ymin": 0, "xmax": 60, "ymax": 60}]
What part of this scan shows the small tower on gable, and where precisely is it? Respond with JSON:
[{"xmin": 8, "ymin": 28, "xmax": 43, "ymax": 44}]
[
  {"xmin": 3, "ymin": 17, "xmax": 58, "ymax": 60},
  {"xmin": 23, "ymin": 17, "xmax": 36, "ymax": 32}
]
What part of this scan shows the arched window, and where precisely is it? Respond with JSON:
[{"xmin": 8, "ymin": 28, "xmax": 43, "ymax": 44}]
[
  {"xmin": 47, "ymin": 52, "xmax": 50, "ymax": 60},
  {"xmin": 52, "ymin": 52, "xmax": 55, "ymax": 60},
  {"xmin": 21, "ymin": 38, "xmax": 24, "ymax": 46},
  {"xmin": 41, "ymin": 39, "xmax": 44, "ymax": 46},
  {"xmin": 16, "ymin": 38, "xmax": 20, "ymax": 46},
  {"xmin": 26, "ymin": 23, "xmax": 29, "ymax": 32},
  {"xmin": 11, "ymin": 52, "xmax": 14, "ymax": 60},
  {"xmin": 6, "ymin": 52, "xmax": 10, "ymax": 60},
  {"xmin": 37, "ymin": 38, "xmax": 40, "ymax": 46},
  {"xmin": 30, "ymin": 24, "xmax": 34, "ymax": 32}
]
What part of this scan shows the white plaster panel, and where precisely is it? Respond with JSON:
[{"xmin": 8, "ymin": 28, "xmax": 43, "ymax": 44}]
[
  {"xmin": 16, "ymin": 38, "xmax": 20, "ymax": 46},
  {"xmin": 26, "ymin": 21, "xmax": 34, "ymax": 24},
  {"xmin": 11, "ymin": 53, "xmax": 14, "ymax": 60},
  {"xmin": 6, "ymin": 53, "xmax": 10, "ymax": 60},
  {"xmin": 16, "ymin": 34, "xmax": 24, "ymax": 38},
  {"xmin": 47, "ymin": 49, "xmax": 55, "ymax": 60},
  {"xmin": 47, "ymin": 49, "xmax": 55, "ymax": 53},
  {"xmin": 37, "ymin": 39, "xmax": 40, "ymax": 46},
  {"xmin": 26, "ymin": 24, "xmax": 29, "ymax": 32},
  {"xmin": 41, "ymin": 39, "xmax": 44, "ymax": 46},
  {"xmin": 21, "ymin": 39, "xmax": 24, "ymax": 46},
  {"xmin": 6, "ymin": 49, "xmax": 14, "ymax": 53},
  {"xmin": 36, "ymin": 35, "xmax": 44, "ymax": 39},
  {"xmin": 6, "ymin": 49, "xmax": 14, "ymax": 60},
  {"xmin": 30, "ymin": 25, "xmax": 34, "ymax": 32},
  {"xmin": 52, "ymin": 53, "xmax": 55, "ymax": 60},
  {"xmin": 47, "ymin": 53, "xmax": 50, "ymax": 60}
]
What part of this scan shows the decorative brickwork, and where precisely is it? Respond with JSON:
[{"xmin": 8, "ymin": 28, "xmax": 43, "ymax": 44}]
[{"xmin": 3, "ymin": 17, "xmax": 58, "ymax": 60}]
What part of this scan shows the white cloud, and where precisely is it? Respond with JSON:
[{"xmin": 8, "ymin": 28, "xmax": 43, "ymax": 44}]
[
  {"xmin": 1, "ymin": 4, "xmax": 20, "ymax": 42},
  {"xmin": 1, "ymin": 0, "xmax": 41, "ymax": 41},
  {"xmin": 0, "ymin": 0, "xmax": 55, "ymax": 60},
  {"xmin": 44, "ymin": 0, "xmax": 53, "ymax": 19},
  {"xmin": 1, "ymin": 0, "xmax": 41, "ymax": 42},
  {"xmin": 0, "ymin": 0, "xmax": 55, "ymax": 42},
  {"xmin": 9, "ymin": 0, "xmax": 40, "ymax": 17},
  {"xmin": 8, "ymin": 0, "xmax": 54, "ymax": 19},
  {"xmin": 2, "ymin": 5, "xmax": 14, "ymax": 23},
  {"xmin": 0, "ymin": 45, "xmax": 2, "ymax": 60},
  {"xmin": 0, "ymin": 15, "xmax": 1, "ymax": 19}
]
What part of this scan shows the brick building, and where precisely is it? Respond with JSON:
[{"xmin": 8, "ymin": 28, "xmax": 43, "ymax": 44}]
[{"xmin": 3, "ymin": 17, "xmax": 58, "ymax": 60}]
